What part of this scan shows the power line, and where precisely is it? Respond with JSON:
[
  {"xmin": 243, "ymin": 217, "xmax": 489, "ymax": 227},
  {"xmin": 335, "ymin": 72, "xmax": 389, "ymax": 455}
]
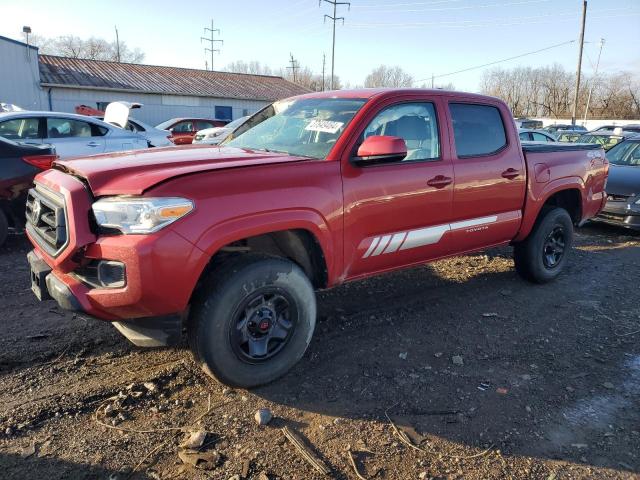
[
  {"xmin": 354, "ymin": 0, "xmax": 553, "ymax": 14},
  {"xmin": 346, "ymin": 7, "xmax": 633, "ymax": 28},
  {"xmin": 571, "ymin": 0, "xmax": 588, "ymax": 125},
  {"xmin": 287, "ymin": 53, "xmax": 300, "ymax": 82},
  {"xmin": 320, "ymin": 0, "xmax": 351, "ymax": 90},
  {"xmin": 413, "ymin": 39, "xmax": 577, "ymax": 84},
  {"xmin": 201, "ymin": 19, "xmax": 223, "ymax": 71},
  {"xmin": 353, "ymin": 0, "xmax": 462, "ymax": 8}
]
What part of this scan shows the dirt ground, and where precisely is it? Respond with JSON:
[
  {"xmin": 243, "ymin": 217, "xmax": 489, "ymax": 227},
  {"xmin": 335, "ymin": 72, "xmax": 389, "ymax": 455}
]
[{"xmin": 0, "ymin": 224, "xmax": 639, "ymax": 480}]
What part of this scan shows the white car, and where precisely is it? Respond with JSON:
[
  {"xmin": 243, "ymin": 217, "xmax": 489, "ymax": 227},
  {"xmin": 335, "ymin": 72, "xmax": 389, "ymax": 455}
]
[
  {"xmin": 101, "ymin": 102, "xmax": 173, "ymax": 147},
  {"xmin": 192, "ymin": 116, "xmax": 249, "ymax": 145},
  {"xmin": 0, "ymin": 111, "xmax": 148, "ymax": 159}
]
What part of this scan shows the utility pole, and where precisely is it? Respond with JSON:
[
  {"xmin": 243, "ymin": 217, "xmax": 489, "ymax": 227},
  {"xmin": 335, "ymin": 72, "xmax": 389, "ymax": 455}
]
[
  {"xmin": 201, "ymin": 19, "xmax": 223, "ymax": 71},
  {"xmin": 583, "ymin": 38, "xmax": 605, "ymax": 124},
  {"xmin": 114, "ymin": 26, "xmax": 120, "ymax": 62},
  {"xmin": 571, "ymin": 0, "xmax": 587, "ymax": 125},
  {"xmin": 320, "ymin": 0, "xmax": 350, "ymax": 90},
  {"xmin": 287, "ymin": 53, "xmax": 299, "ymax": 83},
  {"xmin": 321, "ymin": 53, "xmax": 326, "ymax": 91}
]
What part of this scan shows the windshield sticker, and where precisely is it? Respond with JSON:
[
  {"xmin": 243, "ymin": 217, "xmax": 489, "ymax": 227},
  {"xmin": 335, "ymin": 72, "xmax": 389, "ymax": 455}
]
[{"xmin": 305, "ymin": 119, "xmax": 344, "ymax": 134}]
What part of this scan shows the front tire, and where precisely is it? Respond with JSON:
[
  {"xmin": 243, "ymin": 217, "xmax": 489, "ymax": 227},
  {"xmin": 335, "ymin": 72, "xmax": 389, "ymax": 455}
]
[
  {"xmin": 514, "ymin": 207, "xmax": 573, "ymax": 284},
  {"xmin": 188, "ymin": 254, "xmax": 317, "ymax": 388}
]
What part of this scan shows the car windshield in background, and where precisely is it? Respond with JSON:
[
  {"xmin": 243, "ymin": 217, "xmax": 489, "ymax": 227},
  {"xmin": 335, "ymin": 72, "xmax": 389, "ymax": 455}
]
[
  {"xmin": 576, "ymin": 133, "xmax": 624, "ymax": 150},
  {"xmin": 606, "ymin": 140, "xmax": 640, "ymax": 166},
  {"xmin": 225, "ymin": 98, "xmax": 367, "ymax": 159}
]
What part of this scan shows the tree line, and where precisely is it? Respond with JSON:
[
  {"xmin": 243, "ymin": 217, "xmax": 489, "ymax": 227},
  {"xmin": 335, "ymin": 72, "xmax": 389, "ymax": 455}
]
[{"xmin": 480, "ymin": 64, "xmax": 640, "ymax": 120}]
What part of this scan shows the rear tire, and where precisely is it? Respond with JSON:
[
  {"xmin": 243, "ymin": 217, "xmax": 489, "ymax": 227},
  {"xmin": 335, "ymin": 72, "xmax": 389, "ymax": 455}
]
[
  {"xmin": 0, "ymin": 209, "xmax": 8, "ymax": 248},
  {"xmin": 514, "ymin": 207, "xmax": 573, "ymax": 284},
  {"xmin": 188, "ymin": 254, "xmax": 316, "ymax": 388}
]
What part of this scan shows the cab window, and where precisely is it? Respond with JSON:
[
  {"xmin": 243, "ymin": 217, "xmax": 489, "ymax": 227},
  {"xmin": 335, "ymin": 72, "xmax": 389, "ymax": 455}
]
[
  {"xmin": 362, "ymin": 102, "xmax": 440, "ymax": 162},
  {"xmin": 450, "ymin": 103, "xmax": 507, "ymax": 157}
]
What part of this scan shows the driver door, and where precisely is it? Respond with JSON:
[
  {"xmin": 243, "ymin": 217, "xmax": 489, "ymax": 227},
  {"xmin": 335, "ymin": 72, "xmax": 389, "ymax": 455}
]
[{"xmin": 341, "ymin": 97, "xmax": 455, "ymax": 279}]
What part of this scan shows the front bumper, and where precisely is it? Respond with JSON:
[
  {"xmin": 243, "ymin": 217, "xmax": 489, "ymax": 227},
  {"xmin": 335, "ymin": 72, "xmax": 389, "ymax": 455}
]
[
  {"xmin": 593, "ymin": 199, "xmax": 640, "ymax": 230},
  {"xmin": 28, "ymin": 248, "xmax": 184, "ymax": 347}
]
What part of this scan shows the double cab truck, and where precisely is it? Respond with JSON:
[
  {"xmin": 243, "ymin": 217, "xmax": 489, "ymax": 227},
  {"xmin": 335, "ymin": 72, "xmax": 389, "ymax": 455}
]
[{"xmin": 26, "ymin": 89, "xmax": 608, "ymax": 387}]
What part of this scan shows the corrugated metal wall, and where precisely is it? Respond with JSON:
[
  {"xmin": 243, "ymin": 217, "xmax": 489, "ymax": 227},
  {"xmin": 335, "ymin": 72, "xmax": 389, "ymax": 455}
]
[
  {"xmin": 0, "ymin": 39, "xmax": 47, "ymax": 110},
  {"xmin": 48, "ymin": 88, "xmax": 269, "ymax": 125}
]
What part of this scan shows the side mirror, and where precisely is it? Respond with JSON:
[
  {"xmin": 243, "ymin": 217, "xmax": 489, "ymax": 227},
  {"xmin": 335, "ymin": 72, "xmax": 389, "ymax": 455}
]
[{"xmin": 354, "ymin": 135, "xmax": 407, "ymax": 165}]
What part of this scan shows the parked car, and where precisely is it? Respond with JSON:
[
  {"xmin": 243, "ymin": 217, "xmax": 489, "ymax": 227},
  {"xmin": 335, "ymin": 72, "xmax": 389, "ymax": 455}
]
[
  {"xmin": 575, "ymin": 130, "xmax": 632, "ymax": 151},
  {"xmin": 544, "ymin": 124, "xmax": 587, "ymax": 134},
  {"xmin": 0, "ymin": 136, "xmax": 57, "ymax": 247},
  {"xmin": 518, "ymin": 129, "xmax": 556, "ymax": 143},
  {"xmin": 593, "ymin": 136, "xmax": 640, "ymax": 229},
  {"xmin": 0, "ymin": 111, "xmax": 148, "ymax": 159},
  {"xmin": 193, "ymin": 116, "xmax": 249, "ymax": 145},
  {"xmin": 155, "ymin": 118, "xmax": 229, "ymax": 145},
  {"xmin": 514, "ymin": 118, "xmax": 543, "ymax": 129},
  {"xmin": 555, "ymin": 130, "xmax": 585, "ymax": 143},
  {"xmin": 97, "ymin": 101, "xmax": 173, "ymax": 147},
  {"xmin": 592, "ymin": 124, "xmax": 640, "ymax": 133},
  {"xmin": 25, "ymin": 89, "xmax": 607, "ymax": 388}
]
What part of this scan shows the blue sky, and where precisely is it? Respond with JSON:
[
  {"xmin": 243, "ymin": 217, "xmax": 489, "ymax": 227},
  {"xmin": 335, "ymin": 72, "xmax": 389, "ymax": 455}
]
[{"xmin": 1, "ymin": 0, "xmax": 638, "ymax": 91}]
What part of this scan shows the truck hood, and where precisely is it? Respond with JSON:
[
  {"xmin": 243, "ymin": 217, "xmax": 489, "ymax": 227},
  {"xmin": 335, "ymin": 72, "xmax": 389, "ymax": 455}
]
[{"xmin": 54, "ymin": 145, "xmax": 309, "ymax": 196}]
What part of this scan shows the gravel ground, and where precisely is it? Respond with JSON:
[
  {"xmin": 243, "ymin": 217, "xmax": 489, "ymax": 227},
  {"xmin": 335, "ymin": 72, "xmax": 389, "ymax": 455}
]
[{"xmin": 0, "ymin": 224, "xmax": 639, "ymax": 480}]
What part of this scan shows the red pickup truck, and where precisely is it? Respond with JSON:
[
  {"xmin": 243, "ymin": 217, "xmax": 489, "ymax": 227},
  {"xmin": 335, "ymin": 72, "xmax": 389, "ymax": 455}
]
[{"xmin": 26, "ymin": 89, "xmax": 608, "ymax": 387}]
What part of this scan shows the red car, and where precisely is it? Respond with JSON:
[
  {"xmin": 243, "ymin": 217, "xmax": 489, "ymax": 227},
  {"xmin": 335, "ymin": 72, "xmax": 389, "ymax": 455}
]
[
  {"xmin": 155, "ymin": 118, "xmax": 228, "ymax": 145},
  {"xmin": 25, "ymin": 89, "xmax": 608, "ymax": 387}
]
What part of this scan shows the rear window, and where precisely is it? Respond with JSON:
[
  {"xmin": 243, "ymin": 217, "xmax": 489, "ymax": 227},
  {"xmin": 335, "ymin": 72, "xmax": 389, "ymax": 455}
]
[{"xmin": 449, "ymin": 103, "xmax": 507, "ymax": 157}]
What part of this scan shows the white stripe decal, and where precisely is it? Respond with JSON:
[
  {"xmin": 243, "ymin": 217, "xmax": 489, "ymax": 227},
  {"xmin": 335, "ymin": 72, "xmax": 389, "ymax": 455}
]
[
  {"xmin": 371, "ymin": 235, "xmax": 392, "ymax": 256},
  {"xmin": 400, "ymin": 225, "xmax": 450, "ymax": 251},
  {"xmin": 362, "ymin": 212, "xmax": 514, "ymax": 259},
  {"xmin": 362, "ymin": 237, "xmax": 380, "ymax": 258},
  {"xmin": 383, "ymin": 232, "xmax": 407, "ymax": 254},
  {"xmin": 450, "ymin": 215, "xmax": 498, "ymax": 230}
]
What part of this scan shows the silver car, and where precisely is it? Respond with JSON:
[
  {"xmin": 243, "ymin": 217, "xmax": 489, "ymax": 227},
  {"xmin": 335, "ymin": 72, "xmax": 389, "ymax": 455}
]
[{"xmin": 0, "ymin": 111, "xmax": 149, "ymax": 159}]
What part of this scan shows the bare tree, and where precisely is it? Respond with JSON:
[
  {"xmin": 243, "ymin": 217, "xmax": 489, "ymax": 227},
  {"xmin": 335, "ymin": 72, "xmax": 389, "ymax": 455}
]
[
  {"xmin": 364, "ymin": 65, "xmax": 413, "ymax": 88},
  {"xmin": 26, "ymin": 34, "xmax": 144, "ymax": 63},
  {"xmin": 481, "ymin": 64, "xmax": 639, "ymax": 119},
  {"xmin": 224, "ymin": 61, "xmax": 273, "ymax": 75}
]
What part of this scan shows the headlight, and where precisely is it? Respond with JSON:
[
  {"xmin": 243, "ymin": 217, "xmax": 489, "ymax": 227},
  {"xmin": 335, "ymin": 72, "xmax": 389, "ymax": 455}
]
[
  {"xmin": 92, "ymin": 197, "xmax": 194, "ymax": 234},
  {"xmin": 205, "ymin": 131, "xmax": 222, "ymax": 139},
  {"xmin": 635, "ymin": 198, "xmax": 640, "ymax": 205}
]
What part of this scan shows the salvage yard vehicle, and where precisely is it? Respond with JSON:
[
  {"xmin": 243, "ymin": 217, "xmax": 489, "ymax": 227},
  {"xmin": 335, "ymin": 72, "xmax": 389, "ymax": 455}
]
[
  {"xmin": 576, "ymin": 129, "xmax": 632, "ymax": 151},
  {"xmin": 156, "ymin": 118, "xmax": 229, "ymax": 145},
  {"xmin": 99, "ymin": 102, "xmax": 173, "ymax": 148},
  {"xmin": 0, "ymin": 111, "xmax": 148, "ymax": 159},
  {"xmin": 556, "ymin": 130, "xmax": 584, "ymax": 143},
  {"xmin": 594, "ymin": 135, "xmax": 640, "ymax": 229},
  {"xmin": 0, "ymin": 136, "xmax": 57, "ymax": 247},
  {"xmin": 518, "ymin": 129, "xmax": 556, "ymax": 143},
  {"xmin": 193, "ymin": 116, "xmax": 249, "ymax": 145},
  {"xmin": 25, "ymin": 89, "xmax": 608, "ymax": 388},
  {"xmin": 544, "ymin": 124, "xmax": 587, "ymax": 134}
]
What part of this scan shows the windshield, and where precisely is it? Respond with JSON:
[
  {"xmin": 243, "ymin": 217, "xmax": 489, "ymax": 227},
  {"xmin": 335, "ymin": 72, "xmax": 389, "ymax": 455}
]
[
  {"xmin": 225, "ymin": 116, "xmax": 248, "ymax": 130},
  {"xmin": 577, "ymin": 134, "xmax": 624, "ymax": 150},
  {"xmin": 155, "ymin": 119, "xmax": 178, "ymax": 130},
  {"xmin": 606, "ymin": 140, "xmax": 640, "ymax": 166},
  {"xmin": 225, "ymin": 98, "xmax": 367, "ymax": 159}
]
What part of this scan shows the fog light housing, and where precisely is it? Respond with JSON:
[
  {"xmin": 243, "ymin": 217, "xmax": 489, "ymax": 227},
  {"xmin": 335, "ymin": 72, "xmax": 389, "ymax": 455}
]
[{"xmin": 73, "ymin": 260, "xmax": 126, "ymax": 289}]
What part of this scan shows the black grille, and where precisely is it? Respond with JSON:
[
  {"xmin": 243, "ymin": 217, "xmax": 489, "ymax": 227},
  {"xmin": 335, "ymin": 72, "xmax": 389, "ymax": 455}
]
[{"xmin": 26, "ymin": 184, "xmax": 68, "ymax": 256}]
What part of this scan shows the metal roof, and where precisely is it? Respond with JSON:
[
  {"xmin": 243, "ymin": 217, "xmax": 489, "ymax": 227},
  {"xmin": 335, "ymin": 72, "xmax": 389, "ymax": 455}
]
[{"xmin": 38, "ymin": 55, "xmax": 311, "ymax": 102}]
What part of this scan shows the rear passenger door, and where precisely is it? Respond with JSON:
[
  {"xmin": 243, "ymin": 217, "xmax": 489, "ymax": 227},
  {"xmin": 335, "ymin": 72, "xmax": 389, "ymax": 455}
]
[{"xmin": 447, "ymin": 102, "xmax": 526, "ymax": 252}]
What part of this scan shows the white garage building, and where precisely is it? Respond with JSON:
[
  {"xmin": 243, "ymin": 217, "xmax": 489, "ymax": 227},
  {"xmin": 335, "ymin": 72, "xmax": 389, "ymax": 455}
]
[{"xmin": 0, "ymin": 35, "xmax": 309, "ymax": 125}]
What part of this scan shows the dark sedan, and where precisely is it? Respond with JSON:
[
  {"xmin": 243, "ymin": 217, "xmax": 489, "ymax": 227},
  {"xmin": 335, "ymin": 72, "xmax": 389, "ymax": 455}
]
[
  {"xmin": 594, "ymin": 137, "xmax": 640, "ymax": 230},
  {"xmin": 0, "ymin": 137, "xmax": 57, "ymax": 246}
]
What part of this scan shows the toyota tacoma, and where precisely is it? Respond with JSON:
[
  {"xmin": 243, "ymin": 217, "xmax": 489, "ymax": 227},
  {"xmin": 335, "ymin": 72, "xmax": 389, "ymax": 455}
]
[{"xmin": 26, "ymin": 89, "xmax": 608, "ymax": 387}]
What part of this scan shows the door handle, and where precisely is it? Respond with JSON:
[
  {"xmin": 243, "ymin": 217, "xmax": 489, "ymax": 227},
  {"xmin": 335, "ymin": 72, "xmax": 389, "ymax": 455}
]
[
  {"xmin": 87, "ymin": 141, "xmax": 101, "ymax": 147},
  {"xmin": 501, "ymin": 168, "xmax": 520, "ymax": 180},
  {"xmin": 426, "ymin": 175, "xmax": 453, "ymax": 189}
]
